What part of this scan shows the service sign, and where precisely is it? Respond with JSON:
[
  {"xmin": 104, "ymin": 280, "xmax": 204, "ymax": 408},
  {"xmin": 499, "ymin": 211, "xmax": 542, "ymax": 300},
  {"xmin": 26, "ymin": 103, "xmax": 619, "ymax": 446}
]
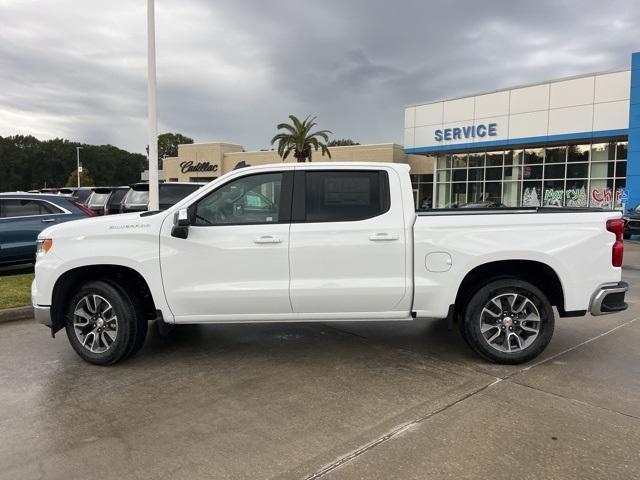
[{"xmin": 434, "ymin": 123, "xmax": 498, "ymax": 142}]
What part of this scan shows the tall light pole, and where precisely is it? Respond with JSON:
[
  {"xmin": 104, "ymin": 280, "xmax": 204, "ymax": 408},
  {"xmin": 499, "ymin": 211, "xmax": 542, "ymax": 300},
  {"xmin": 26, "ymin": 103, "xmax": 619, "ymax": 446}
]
[
  {"xmin": 76, "ymin": 146, "xmax": 83, "ymax": 188},
  {"xmin": 147, "ymin": 0, "xmax": 159, "ymax": 210}
]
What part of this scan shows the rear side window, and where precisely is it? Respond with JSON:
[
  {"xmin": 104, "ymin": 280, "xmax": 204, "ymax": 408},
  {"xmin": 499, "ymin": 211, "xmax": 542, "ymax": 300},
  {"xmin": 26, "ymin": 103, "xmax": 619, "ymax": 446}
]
[
  {"xmin": 0, "ymin": 199, "xmax": 62, "ymax": 218},
  {"xmin": 302, "ymin": 171, "xmax": 389, "ymax": 222}
]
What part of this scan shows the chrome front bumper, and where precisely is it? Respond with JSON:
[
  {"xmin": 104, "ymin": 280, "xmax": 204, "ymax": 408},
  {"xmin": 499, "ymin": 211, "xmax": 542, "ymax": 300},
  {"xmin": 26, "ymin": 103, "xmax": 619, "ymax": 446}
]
[
  {"xmin": 33, "ymin": 305, "xmax": 52, "ymax": 327},
  {"xmin": 590, "ymin": 281, "xmax": 628, "ymax": 316}
]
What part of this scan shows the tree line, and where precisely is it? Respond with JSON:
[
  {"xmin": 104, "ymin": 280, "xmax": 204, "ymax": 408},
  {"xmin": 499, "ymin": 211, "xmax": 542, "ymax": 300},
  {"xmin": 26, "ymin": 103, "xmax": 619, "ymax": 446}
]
[{"xmin": 0, "ymin": 135, "xmax": 155, "ymax": 192}]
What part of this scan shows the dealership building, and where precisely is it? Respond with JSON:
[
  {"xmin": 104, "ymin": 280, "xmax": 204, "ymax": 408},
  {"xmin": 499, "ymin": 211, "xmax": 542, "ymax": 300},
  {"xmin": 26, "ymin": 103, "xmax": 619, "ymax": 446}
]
[
  {"xmin": 404, "ymin": 51, "xmax": 640, "ymax": 209},
  {"xmin": 156, "ymin": 52, "xmax": 639, "ymax": 210}
]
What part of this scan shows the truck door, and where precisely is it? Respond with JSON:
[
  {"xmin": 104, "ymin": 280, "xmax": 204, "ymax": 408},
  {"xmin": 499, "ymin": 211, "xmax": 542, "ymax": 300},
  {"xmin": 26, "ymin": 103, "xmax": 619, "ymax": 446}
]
[
  {"xmin": 159, "ymin": 171, "xmax": 293, "ymax": 321},
  {"xmin": 288, "ymin": 168, "xmax": 408, "ymax": 316}
]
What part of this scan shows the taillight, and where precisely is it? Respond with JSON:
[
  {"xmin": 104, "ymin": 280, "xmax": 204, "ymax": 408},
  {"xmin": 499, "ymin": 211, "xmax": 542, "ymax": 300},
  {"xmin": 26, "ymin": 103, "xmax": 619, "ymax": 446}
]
[
  {"xmin": 606, "ymin": 218, "xmax": 624, "ymax": 267},
  {"xmin": 71, "ymin": 200, "xmax": 97, "ymax": 217}
]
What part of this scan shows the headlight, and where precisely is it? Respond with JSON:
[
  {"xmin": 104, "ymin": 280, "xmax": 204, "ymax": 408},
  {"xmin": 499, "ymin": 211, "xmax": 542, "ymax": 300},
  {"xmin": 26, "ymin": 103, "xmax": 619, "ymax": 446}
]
[{"xmin": 36, "ymin": 238, "xmax": 53, "ymax": 256}]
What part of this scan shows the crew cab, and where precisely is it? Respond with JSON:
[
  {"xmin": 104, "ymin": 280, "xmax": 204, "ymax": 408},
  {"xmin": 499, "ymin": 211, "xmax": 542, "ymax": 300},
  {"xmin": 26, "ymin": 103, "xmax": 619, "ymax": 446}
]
[{"xmin": 31, "ymin": 163, "xmax": 628, "ymax": 365}]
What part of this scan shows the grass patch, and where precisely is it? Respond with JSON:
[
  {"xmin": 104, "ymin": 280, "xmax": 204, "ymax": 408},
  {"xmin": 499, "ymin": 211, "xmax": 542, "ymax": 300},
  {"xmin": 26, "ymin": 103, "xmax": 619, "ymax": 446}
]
[{"xmin": 0, "ymin": 273, "xmax": 34, "ymax": 309}]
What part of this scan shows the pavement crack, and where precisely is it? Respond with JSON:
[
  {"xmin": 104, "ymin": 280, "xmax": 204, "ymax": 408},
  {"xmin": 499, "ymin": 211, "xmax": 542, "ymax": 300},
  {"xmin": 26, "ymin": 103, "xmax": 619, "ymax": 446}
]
[
  {"xmin": 302, "ymin": 377, "xmax": 502, "ymax": 480},
  {"xmin": 506, "ymin": 378, "xmax": 640, "ymax": 421}
]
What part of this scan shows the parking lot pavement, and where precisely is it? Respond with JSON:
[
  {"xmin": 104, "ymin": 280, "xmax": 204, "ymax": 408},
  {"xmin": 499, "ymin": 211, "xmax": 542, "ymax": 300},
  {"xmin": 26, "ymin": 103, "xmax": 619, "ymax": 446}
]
[{"xmin": 1, "ymin": 253, "xmax": 639, "ymax": 479}]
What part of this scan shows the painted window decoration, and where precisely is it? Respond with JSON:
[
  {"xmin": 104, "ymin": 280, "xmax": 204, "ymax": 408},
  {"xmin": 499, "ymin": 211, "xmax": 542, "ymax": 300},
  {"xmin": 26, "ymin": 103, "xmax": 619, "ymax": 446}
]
[{"xmin": 434, "ymin": 141, "xmax": 628, "ymax": 209}]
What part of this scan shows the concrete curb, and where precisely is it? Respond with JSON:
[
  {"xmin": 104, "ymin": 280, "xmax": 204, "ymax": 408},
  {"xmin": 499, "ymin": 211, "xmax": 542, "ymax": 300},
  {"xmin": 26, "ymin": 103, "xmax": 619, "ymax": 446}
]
[{"xmin": 0, "ymin": 306, "xmax": 32, "ymax": 324}]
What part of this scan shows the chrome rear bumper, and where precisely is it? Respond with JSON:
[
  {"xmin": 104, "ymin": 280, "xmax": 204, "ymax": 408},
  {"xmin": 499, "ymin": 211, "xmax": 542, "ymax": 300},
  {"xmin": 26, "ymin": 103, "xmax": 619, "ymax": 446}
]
[{"xmin": 590, "ymin": 281, "xmax": 628, "ymax": 316}]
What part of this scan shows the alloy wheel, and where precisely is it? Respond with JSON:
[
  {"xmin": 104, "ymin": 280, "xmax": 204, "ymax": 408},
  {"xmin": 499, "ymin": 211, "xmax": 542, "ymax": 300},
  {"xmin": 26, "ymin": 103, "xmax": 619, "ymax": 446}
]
[
  {"xmin": 479, "ymin": 293, "xmax": 541, "ymax": 353},
  {"xmin": 73, "ymin": 294, "xmax": 118, "ymax": 354}
]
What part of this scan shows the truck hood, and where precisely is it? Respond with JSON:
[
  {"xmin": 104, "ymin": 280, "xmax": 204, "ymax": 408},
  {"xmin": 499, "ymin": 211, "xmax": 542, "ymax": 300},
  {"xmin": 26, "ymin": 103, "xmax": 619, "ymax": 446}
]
[{"xmin": 39, "ymin": 211, "xmax": 168, "ymax": 239}]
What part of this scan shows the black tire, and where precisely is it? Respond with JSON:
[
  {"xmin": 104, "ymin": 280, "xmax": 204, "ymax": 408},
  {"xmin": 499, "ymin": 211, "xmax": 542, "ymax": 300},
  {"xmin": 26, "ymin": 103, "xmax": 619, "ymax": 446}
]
[
  {"xmin": 461, "ymin": 279, "xmax": 555, "ymax": 364},
  {"xmin": 65, "ymin": 280, "xmax": 147, "ymax": 365},
  {"xmin": 624, "ymin": 233, "xmax": 631, "ymax": 240}
]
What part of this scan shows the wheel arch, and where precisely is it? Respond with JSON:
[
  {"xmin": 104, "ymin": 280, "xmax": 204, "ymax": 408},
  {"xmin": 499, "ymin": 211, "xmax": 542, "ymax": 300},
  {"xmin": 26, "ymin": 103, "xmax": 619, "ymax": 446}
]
[
  {"xmin": 454, "ymin": 260, "xmax": 567, "ymax": 319},
  {"xmin": 50, "ymin": 264, "xmax": 158, "ymax": 334}
]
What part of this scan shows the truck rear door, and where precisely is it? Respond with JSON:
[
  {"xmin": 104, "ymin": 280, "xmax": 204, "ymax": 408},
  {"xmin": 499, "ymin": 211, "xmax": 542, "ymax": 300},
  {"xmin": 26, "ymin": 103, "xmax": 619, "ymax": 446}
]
[{"xmin": 288, "ymin": 168, "xmax": 410, "ymax": 317}]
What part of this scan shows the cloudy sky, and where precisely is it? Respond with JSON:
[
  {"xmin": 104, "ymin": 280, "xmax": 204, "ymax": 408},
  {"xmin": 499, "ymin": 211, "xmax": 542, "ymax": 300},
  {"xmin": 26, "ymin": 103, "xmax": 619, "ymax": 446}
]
[{"xmin": 1, "ymin": 0, "xmax": 639, "ymax": 153}]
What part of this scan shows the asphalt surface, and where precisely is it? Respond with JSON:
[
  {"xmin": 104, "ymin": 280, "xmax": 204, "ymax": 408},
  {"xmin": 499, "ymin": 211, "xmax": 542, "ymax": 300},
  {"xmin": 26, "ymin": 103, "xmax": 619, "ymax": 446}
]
[{"xmin": 1, "ymin": 248, "xmax": 640, "ymax": 479}]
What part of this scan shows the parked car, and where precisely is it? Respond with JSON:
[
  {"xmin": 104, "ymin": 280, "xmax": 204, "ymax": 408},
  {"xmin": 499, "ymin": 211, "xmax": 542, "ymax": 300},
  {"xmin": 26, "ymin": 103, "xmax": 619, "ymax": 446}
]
[
  {"xmin": 104, "ymin": 187, "xmax": 129, "ymax": 215},
  {"xmin": 32, "ymin": 163, "xmax": 628, "ymax": 365},
  {"xmin": 58, "ymin": 187, "xmax": 94, "ymax": 204},
  {"xmin": 0, "ymin": 193, "xmax": 95, "ymax": 266},
  {"xmin": 622, "ymin": 204, "xmax": 640, "ymax": 239},
  {"xmin": 120, "ymin": 182, "xmax": 204, "ymax": 213}
]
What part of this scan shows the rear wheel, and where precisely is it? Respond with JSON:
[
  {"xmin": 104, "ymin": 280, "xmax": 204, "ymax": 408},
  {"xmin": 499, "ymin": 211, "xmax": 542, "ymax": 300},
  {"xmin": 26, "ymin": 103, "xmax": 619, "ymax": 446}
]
[
  {"xmin": 461, "ymin": 279, "xmax": 554, "ymax": 364},
  {"xmin": 65, "ymin": 280, "xmax": 147, "ymax": 365}
]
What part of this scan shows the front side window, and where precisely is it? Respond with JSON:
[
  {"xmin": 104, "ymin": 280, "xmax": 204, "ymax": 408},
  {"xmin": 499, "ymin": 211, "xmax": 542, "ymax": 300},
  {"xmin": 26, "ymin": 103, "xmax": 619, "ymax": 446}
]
[
  {"xmin": 304, "ymin": 171, "xmax": 388, "ymax": 222},
  {"xmin": 0, "ymin": 199, "xmax": 62, "ymax": 218},
  {"xmin": 193, "ymin": 173, "xmax": 282, "ymax": 226}
]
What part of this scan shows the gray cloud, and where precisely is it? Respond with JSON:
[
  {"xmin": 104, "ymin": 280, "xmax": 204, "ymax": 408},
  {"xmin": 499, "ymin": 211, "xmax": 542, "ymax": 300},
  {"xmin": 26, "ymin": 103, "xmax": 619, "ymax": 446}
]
[{"xmin": 0, "ymin": 0, "xmax": 638, "ymax": 153}]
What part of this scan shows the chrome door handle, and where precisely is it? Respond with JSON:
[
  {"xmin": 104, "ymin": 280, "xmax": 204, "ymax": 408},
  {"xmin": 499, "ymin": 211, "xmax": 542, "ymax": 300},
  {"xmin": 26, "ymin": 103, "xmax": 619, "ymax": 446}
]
[
  {"xmin": 368, "ymin": 232, "xmax": 399, "ymax": 241},
  {"xmin": 254, "ymin": 235, "xmax": 282, "ymax": 244},
  {"xmin": 41, "ymin": 218, "xmax": 56, "ymax": 223}
]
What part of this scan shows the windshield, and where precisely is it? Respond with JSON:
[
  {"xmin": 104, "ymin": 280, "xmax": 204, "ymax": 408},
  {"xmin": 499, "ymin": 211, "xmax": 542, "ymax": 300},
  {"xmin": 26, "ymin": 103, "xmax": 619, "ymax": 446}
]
[{"xmin": 124, "ymin": 189, "xmax": 149, "ymax": 206}]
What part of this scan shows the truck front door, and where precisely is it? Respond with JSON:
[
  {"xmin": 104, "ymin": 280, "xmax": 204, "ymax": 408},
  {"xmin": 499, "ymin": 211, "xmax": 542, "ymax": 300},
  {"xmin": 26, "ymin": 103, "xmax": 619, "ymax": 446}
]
[{"xmin": 160, "ymin": 171, "xmax": 293, "ymax": 321}]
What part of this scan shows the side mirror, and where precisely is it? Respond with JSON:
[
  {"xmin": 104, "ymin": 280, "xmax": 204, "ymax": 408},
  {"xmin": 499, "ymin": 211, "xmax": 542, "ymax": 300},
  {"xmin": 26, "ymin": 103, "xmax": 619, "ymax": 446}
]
[{"xmin": 171, "ymin": 208, "xmax": 190, "ymax": 239}]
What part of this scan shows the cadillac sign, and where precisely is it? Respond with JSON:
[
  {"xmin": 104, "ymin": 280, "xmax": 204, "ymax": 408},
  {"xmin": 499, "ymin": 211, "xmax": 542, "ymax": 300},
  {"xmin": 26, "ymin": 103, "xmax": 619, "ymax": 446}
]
[{"xmin": 180, "ymin": 161, "xmax": 219, "ymax": 174}]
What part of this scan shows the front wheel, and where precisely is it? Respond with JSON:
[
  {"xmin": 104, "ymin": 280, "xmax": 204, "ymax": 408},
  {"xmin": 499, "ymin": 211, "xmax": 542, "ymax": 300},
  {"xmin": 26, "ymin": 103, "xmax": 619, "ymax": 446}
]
[
  {"xmin": 461, "ymin": 279, "xmax": 555, "ymax": 364},
  {"xmin": 65, "ymin": 280, "xmax": 147, "ymax": 365}
]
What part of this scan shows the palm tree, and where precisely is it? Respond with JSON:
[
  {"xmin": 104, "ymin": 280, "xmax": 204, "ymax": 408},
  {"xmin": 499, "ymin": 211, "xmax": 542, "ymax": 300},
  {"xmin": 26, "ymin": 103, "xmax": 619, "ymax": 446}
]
[{"xmin": 271, "ymin": 115, "xmax": 332, "ymax": 162}]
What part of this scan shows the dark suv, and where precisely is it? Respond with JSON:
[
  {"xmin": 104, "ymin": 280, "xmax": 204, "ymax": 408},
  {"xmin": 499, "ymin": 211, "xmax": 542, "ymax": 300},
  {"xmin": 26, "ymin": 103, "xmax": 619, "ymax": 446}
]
[
  {"xmin": 0, "ymin": 193, "xmax": 95, "ymax": 265},
  {"xmin": 121, "ymin": 182, "xmax": 204, "ymax": 213}
]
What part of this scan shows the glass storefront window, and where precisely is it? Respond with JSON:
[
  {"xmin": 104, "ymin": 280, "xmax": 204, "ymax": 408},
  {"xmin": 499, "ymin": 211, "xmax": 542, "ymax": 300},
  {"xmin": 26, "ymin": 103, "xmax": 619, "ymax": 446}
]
[
  {"xmin": 524, "ymin": 148, "xmax": 544, "ymax": 164},
  {"xmin": 431, "ymin": 140, "xmax": 627, "ymax": 211},
  {"xmin": 522, "ymin": 165, "xmax": 543, "ymax": 180},
  {"xmin": 522, "ymin": 182, "xmax": 542, "ymax": 206},
  {"xmin": 616, "ymin": 162, "xmax": 627, "ymax": 178},
  {"xmin": 545, "ymin": 146, "xmax": 566, "ymax": 163},
  {"xmin": 503, "ymin": 181, "xmax": 521, "ymax": 207},
  {"xmin": 485, "ymin": 167, "xmax": 502, "ymax": 181},
  {"xmin": 590, "ymin": 161, "xmax": 615, "ymax": 178},
  {"xmin": 544, "ymin": 163, "xmax": 565, "ymax": 179},
  {"xmin": 452, "ymin": 154, "xmax": 467, "ymax": 168},
  {"xmin": 452, "ymin": 183, "xmax": 467, "ymax": 206},
  {"xmin": 504, "ymin": 166, "xmax": 522, "ymax": 181},
  {"xmin": 566, "ymin": 163, "xmax": 588, "ymax": 179},
  {"xmin": 591, "ymin": 143, "xmax": 615, "ymax": 162},
  {"xmin": 567, "ymin": 144, "xmax": 590, "ymax": 162},
  {"xmin": 486, "ymin": 151, "xmax": 503, "ymax": 167},
  {"xmin": 437, "ymin": 155, "xmax": 451, "ymax": 169},
  {"xmin": 437, "ymin": 170, "xmax": 450, "ymax": 183},
  {"xmin": 589, "ymin": 178, "xmax": 615, "ymax": 208},
  {"xmin": 615, "ymin": 179, "xmax": 626, "ymax": 209},
  {"xmin": 467, "ymin": 182, "xmax": 483, "ymax": 204},
  {"xmin": 565, "ymin": 179, "xmax": 588, "ymax": 207},
  {"xmin": 468, "ymin": 153, "xmax": 484, "ymax": 167},
  {"xmin": 504, "ymin": 150, "xmax": 523, "ymax": 166},
  {"xmin": 484, "ymin": 182, "xmax": 502, "ymax": 204},
  {"xmin": 543, "ymin": 180, "xmax": 565, "ymax": 206},
  {"xmin": 468, "ymin": 168, "xmax": 484, "ymax": 182},
  {"xmin": 452, "ymin": 169, "xmax": 467, "ymax": 182},
  {"xmin": 617, "ymin": 142, "xmax": 628, "ymax": 160}
]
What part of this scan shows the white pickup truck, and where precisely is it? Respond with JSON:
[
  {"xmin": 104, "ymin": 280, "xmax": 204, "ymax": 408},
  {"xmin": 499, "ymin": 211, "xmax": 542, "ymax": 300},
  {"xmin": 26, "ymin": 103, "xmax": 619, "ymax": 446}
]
[{"xmin": 32, "ymin": 163, "xmax": 628, "ymax": 365}]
